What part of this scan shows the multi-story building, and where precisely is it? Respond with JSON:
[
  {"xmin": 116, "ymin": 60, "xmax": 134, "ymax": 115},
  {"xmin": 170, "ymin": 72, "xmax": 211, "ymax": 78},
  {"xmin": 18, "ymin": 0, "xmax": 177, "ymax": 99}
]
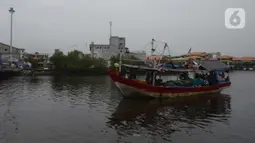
[
  {"xmin": 109, "ymin": 36, "xmax": 126, "ymax": 54},
  {"xmin": 0, "ymin": 42, "xmax": 25, "ymax": 61},
  {"xmin": 89, "ymin": 36, "xmax": 129, "ymax": 60}
]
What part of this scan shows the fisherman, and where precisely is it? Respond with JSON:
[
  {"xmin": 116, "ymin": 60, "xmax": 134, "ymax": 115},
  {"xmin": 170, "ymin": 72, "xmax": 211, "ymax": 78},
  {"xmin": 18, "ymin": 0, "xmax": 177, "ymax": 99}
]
[
  {"xmin": 145, "ymin": 71, "xmax": 153, "ymax": 84},
  {"xmin": 224, "ymin": 70, "xmax": 230, "ymax": 82},
  {"xmin": 207, "ymin": 71, "xmax": 218, "ymax": 85},
  {"xmin": 114, "ymin": 62, "xmax": 119, "ymax": 73},
  {"xmin": 155, "ymin": 74, "xmax": 163, "ymax": 86}
]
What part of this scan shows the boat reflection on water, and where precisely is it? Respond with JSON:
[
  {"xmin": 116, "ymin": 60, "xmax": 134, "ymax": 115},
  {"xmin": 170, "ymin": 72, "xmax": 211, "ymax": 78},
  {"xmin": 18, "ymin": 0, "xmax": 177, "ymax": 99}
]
[{"xmin": 107, "ymin": 94, "xmax": 231, "ymax": 138}]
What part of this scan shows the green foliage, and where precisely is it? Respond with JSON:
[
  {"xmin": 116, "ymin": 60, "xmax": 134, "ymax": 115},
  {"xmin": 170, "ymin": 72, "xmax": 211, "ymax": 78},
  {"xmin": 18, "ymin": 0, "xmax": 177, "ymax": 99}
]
[
  {"xmin": 49, "ymin": 50, "xmax": 107, "ymax": 75},
  {"xmin": 50, "ymin": 50, "xmax": 142, "ymax": 75},
  {"xmin": 49, "ymin": 51, "xmax": 66, "ymax": 69}
]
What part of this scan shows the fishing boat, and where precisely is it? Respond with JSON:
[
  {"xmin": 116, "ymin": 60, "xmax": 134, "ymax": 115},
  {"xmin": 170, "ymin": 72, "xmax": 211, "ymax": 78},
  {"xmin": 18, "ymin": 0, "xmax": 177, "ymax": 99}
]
[{"xmin": 107, "ymin": 39, "xmax": 231, "ymax": 98}]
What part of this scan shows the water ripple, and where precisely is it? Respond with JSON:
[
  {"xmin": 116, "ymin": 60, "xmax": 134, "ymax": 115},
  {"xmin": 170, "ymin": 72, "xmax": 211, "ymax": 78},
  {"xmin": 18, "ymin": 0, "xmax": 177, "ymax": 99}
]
[
  {"xmin": 0, "ymin": 74, "xmax": 254, "ymax": 143},
  {"xmin": 107, "ymin": 94, "xmax": 231, "ymax": 141}
]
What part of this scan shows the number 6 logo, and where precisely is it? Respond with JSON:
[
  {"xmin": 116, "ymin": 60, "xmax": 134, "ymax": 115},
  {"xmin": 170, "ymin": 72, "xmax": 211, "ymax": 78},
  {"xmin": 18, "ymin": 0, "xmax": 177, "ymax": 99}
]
[{"xmin": 225, "ymin": 8, "xmax": 245, "ymax": 29}]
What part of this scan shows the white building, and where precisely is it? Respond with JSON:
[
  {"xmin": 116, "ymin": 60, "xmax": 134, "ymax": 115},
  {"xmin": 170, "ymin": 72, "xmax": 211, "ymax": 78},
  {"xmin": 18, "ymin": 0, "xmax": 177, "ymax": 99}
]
[
  {"xmin": 0, "ymin": 42, "xmax": 25, "ymax": 61},
  {"xmin": 89, "ymin": 36, "xmax": 128, "ymax": 60}
]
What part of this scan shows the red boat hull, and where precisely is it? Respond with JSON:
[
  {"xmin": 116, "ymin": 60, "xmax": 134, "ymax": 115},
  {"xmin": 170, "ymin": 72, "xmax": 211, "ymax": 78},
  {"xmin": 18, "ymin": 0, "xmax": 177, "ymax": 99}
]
[{"xmin": 107, "ymin": 70, "xmax": 231, "ymax": 98}]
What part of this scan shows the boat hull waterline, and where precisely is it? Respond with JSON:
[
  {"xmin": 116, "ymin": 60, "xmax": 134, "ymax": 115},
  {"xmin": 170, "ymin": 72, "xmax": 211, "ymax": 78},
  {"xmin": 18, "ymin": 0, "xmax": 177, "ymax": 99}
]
[{"xmin": 107, "ymin": 71, "xmax": 231, "ymax": 98}]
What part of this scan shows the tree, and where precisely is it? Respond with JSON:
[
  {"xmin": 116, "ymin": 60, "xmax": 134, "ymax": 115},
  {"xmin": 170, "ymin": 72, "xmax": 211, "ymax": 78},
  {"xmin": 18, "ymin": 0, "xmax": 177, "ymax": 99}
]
[
  {"xmin": 49, "ymin": 49, "xmax": 108, "ymax": 75},
  {"xmin": 50, "ymin": 51, "xmax": 67, "ymax": 70}
]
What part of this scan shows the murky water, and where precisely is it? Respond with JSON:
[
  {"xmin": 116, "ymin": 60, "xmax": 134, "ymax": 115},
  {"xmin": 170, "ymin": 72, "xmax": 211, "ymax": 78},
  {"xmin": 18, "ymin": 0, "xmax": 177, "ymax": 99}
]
[{"xmin": 0, "ymin": 71, "xmax": 254, "ymax": 143}]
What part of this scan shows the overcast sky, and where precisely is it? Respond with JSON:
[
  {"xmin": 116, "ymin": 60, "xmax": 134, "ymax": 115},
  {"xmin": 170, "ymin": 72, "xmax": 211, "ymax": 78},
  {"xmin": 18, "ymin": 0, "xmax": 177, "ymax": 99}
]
[{"xmin": 0, "ymin": 0, "xmax": 254, "ymax": 56}]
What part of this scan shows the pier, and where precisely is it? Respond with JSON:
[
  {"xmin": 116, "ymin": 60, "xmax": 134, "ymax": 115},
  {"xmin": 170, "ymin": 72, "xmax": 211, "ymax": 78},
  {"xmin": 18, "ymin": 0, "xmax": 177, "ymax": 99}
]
[{"xmin": 0, "ymin": 68, "xmax": 22, "ymax": 80}]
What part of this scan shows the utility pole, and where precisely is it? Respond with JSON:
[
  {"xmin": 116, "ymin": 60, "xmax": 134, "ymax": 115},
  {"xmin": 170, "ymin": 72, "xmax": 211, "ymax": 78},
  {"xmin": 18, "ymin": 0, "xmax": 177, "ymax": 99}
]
[
  {"xmin": 109, "ymin": 21, "xmax": 112, "ymax": 38},
  {"xmin": 9, "ymin": 7, "xmax": 15, "ymax": 62}
]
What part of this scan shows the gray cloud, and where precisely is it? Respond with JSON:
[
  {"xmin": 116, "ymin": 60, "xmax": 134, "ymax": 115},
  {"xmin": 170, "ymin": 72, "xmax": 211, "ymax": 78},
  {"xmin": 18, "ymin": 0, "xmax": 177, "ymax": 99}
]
[{"xmin": 0, "ymin": 0, "xmax": 254, "ymax": 56}]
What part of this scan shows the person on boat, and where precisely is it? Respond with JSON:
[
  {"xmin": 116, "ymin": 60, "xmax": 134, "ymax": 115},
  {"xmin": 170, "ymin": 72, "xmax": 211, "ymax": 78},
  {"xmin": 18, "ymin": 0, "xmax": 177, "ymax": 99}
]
[
  {"xmin": 119, "ymin": 67, "xmax": 125, "ymax": 77},
  {"xmin": 207, "ymin": 71, "xmax": 218, "ymax": 85},
  {"xmin": 184, "ymin": 61, "xmax": 189, "ymax": 69},
  {"xmin": 145, "ymin": 71, "xmax": 151, "ymax": 84},
  {"xmin": 145, "ymin": 71, "xmax": 153, "ymax": 84},
  {"xmin": 184, "ymin": 58, "xmax": 193, "ymax": 69},
  {"xmin": 114, "ymin": 63, "xmax": 119, "ymax": 75},
  {"xmin": 177, "ymin": 72, "xmax": 193, "ymax": 86},
  {"xmin": 193, "ymin": 73, "xmax": 202, "ymax": 87},
  {"xmin": 224, "ymin": 70, "xmax": 230, "ymax": 82},
  {"xmin": 200, "ymin": 73, "xmax": 209, "ymax": 85},
  {"xmin": 155, "ymin": 74, "xmax": 163, "ymax": 86},
  {"xmin": 179, "ymin": 72, "xmax": 189, "ymax": 80}
]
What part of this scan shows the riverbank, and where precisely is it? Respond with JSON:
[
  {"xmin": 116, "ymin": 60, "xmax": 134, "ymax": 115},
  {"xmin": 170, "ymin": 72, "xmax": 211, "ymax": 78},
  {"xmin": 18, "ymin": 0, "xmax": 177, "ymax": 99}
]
[
  {"xmin": 1, "ymin": 66, "xmax": 255, "ymax": 79},
  {"xmin": 0, "ymin": 68, "xmax": 22, "ymax": 80},
  {"xmin": 22, "ymin": 68, "xmax": 108, "ymax": 76}
]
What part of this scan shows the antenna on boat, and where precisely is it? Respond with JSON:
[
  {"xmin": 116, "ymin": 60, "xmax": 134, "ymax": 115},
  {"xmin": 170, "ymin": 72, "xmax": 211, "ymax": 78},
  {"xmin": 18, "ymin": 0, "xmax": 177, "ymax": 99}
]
[
  {"xmin": 151, "ymin": 39, "xmax": 155, "ymax": 56},
  {"xmin": 150, "ymin": 39, "xmax": 157, "ymax": 86},
  {"xmin": 161, "ymin": 42, "xmax": 171, "ymax": 57}
]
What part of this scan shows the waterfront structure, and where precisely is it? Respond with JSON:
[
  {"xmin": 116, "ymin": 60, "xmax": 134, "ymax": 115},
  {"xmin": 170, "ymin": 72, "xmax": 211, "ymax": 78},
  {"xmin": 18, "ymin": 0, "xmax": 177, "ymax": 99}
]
[
  {"xmin": 89, "ymin": 36, "xmax": 129, "ymax": 60},
  {"xmin": 0, "ymin": 42, "xmax": 25, "ymax": 61},
  {"xmin": 24, "ymin": 52, "xmax": 50, "ymax": 67}
]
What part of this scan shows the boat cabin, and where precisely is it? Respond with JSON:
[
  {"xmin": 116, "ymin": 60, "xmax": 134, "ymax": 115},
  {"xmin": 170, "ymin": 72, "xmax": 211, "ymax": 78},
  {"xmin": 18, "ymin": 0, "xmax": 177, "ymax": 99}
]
[{"xmin": 118, "ymin": 60, "xmax": 230, "ymax": 87}]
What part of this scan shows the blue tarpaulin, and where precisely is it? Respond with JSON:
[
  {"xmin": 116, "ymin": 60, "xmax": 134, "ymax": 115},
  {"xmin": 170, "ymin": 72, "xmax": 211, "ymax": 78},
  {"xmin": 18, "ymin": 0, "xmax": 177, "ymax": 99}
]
[{"xmin": 160, "ymin": 63, "xmax": 184, "ymax": 69}]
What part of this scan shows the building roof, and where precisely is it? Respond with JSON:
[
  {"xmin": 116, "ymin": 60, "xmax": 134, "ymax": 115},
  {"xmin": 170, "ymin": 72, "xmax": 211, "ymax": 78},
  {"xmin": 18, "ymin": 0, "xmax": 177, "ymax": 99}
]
[
  {"xmin": 233, "ymin": 56, "xmax": 255, "ymax": 61},
  {"xmin": 90, "ymin": 44, "xmax": 109, "ymax": 46},
  {"xmin": 198, "ymin": 60, "xmax": 228, "ymax": 70},
  {"xmin": 110, "ymin": 36, "xmax": 125, "ymax": 39},
  {"xmin": 121, "ymin": 64, "xmax": 204, "ymax": 72},
  {"xmin": 0, "ymin": 42, "xmax": 19, "ymax": 49},
  {"xmin": 24, "ymin": 52, "xmax": 49, "ymax": 56},
  {"xmin": 219, "ymin": 55, "xmax": 234, "ymax": 59}
]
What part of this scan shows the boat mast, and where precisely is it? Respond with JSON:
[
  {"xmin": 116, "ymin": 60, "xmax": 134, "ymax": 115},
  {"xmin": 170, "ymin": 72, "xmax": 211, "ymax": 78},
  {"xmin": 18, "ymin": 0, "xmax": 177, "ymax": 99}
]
[
  {"xmin": 151, "ymin": 39, "xmax": 155, "ymax": 56},
  {"xmin": 151, "ymin": 39, "xmax": 156, "ymax": 86}
]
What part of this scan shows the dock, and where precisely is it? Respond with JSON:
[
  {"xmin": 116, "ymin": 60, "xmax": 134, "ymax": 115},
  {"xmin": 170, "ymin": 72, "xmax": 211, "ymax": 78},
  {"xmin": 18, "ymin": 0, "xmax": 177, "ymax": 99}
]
[{"xmin": 0, "ymin": 68, "xmax": 22, "ymax": 80}]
